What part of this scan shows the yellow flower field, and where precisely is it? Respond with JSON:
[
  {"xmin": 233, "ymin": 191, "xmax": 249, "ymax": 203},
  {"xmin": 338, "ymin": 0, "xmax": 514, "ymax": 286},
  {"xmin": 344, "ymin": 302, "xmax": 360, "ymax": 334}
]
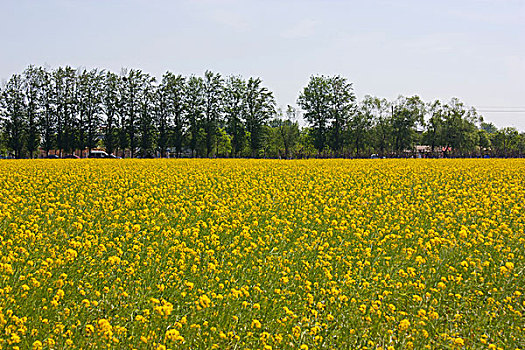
[{"xmin": 0, "ymin": 159, "xmax": 524, "ymax": 349}]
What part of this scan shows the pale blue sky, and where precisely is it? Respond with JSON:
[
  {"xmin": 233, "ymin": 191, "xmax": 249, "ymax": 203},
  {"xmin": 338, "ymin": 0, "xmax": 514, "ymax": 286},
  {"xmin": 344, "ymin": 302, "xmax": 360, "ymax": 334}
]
[{"xmin": 1, "ymin": 0, "xmax": 524, "ymax": 129}]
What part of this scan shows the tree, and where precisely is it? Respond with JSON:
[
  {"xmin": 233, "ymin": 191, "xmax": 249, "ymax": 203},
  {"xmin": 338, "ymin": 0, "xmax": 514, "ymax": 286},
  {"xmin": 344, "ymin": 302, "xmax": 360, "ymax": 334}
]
[
  {"xmin": 245, "ymin": 77, "xmax": 275, "ymax": 157},
  {"xmin": 477, "ymin": 129, "xmax": 491, "ymax": 154},
  {"xmin": 224, "ymin": 76, "xmax": 246, "ymax": 157},
  {"xmin": 269, "ymin": 106, "xmax": 300, "ymax": 158},
  {"xmin": 137, "ymin": 74, "xmax": 156, "ymax": 157},
  {"xmin": 423, "ymin": 100, "xmax": 445, "ymax": 153},
  {"xmin": 4, "ymin": 64, "xmax": 525, "ymax": 159},
  {"xmin": 516, "ymin": 133, "xmax": 525, "ymax": 157},
  {"xmin": 262, "ymin": 123, "xmax": 281, "ymax": 158},
  {"xmin": 202, "ymin": 71, "xmax": 223, "ymax": 157},
  {"xmin": 298, "ymin": 75, "xmax": 355, "ymax": 156},
  {"xmin": 185, "ymin": 76, "xmax": 205, "ymax": 157},
  {"xmin": 53, "ymin": 66, "xmax": 78, "ymax": 155},
  {"xmin": 440, "ymin": 98, "xmax": 479, "ymax": 156},
  {"xmin": 216, "ymin": 127, "xmax": 232, "ymax": 157},
  {"xmin": 297, "ymin": 76, "xmax": 332, "ymax": 154},
  {"xmin": 22, "ymin": 66, "xmax": 43, "ymax": 158},
  {"xmin": 156, "ymin": 76, "xmax": 171, "ymax": 158},
  {"xmin": 102, "ymin": 72, "xmax": 121, "ymax": 155},
  {"xmin": 77, "ymin": 69, "xmax": 103, "ymax": 153},
  {"xmin": 391, "ymin": 95, "xmax": 425, "ymax": 155},
  {"xmin": 350, "ymin": 95, "xmax": 375, "ymax": 157},
  {"xmin": 297, "ymin": 127, "xmax": 317, "ymax": 158},
  {"xmin": 158, "ymin": 72, "xmax": 186, "ymax": 157},
  {"xmin": 1, "ymin": 74, "xmax": 26, "ymax": 158},
  {"xmin": 328, "ymin": 76, "xmax": 355, "ymax": 155},
  {"xmin": 492, "ymin": 127, "xmax": 519, "ymax": 157},
  {"xmin": 480, "ymin": 122, "xmax": 498, "ymax": 134},
  {"xmin": 360, "ymin": 96, "xmax": 391, "ymax": 157},
  {"xmin": 38, "ymin": 68, "xmax": 56, "ymax": 156},
  {"xmin": 166, "ymin": 73, "xmax": 186, "ymax": 157},
  {"xmin": 120, "ymin": 69, "xmax": 151, "ymax": 157}
]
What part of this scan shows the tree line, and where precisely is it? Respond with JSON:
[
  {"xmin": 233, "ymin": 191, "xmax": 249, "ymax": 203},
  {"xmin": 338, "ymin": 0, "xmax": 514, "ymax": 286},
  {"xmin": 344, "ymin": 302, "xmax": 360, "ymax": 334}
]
[{"xmin": 1, "ymin": 65, "xmax": 524, "ymax": 159}]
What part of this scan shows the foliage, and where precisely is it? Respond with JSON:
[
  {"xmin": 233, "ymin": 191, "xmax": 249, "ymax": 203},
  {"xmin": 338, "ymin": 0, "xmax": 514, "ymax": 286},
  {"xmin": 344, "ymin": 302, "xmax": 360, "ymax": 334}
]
[
  {"xmin": 1, "ymin": 74, "xmax": 26, "ymax": 158},
  {"xmin": 1, "ymin": 66, "xmax": 523, "ymax": 158},
  {"xmin": 101, "ymin": 72, "xmax": 121, "ymax": 155},
  {"xmin": 202, "ymin": 71, "xmax": 223, "ymax": 157},
  {"xmin": 223, "ymin": 76, "xmax": 247, "ymax": 158},
  {"xmin": 245, "ymin": 78, "xmax": 276, "ymax": 157},
  {"xmin": 297, "ymin": 75, "xmax": 356, "ymax": 156},
  {"xmin": 297, "ymin": 76, "xmax": 332, "ymax": 154},
  {"xmin": 391, "ymin": 95, "xmax": 425, "ymax": 154}
]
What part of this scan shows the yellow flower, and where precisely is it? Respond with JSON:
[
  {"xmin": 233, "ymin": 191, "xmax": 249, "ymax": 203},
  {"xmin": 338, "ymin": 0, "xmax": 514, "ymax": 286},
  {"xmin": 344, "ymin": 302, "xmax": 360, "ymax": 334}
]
[
  {"xmin": 65, "ymin": 248, "xmax": 78, "ymax": 261},
  {"xmin": 251, "ymin": 319, "xmax": 262, "ymax": 329},
  {"xmin": 398, "ymin": 319, "xmax": 410, "ymax": 331},
  {"xmin": 199, "ymin": 294, "xmax": 211, "ymax": 309},
  {"xmin": 2, "ymin": 159, "xmax": 525, "ymax": 347},
  {"xmin": 165, "ymin": 328, "xmax": 184, "ymax": 342},
  {"xmin": 454, "ymin": 337, "xmax": 465, "ymax": 347},
  {"xmin": 97, "ymin": 319, "xmax": 113, "ymax": 339}
]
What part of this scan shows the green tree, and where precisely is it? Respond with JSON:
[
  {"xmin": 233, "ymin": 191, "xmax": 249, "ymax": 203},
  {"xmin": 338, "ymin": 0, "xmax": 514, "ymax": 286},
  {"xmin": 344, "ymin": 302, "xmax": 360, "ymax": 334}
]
[
  {"xmin": 423, "ymin": 100, "xmax": 445, "ymax": 153},
  {"xmin": 268, "ymin": 106, "xmax": 300, "ymax": 158},
  {"xmin": 158, "ymin": 72, "xmax": 186, "ymax": 157},
  {"xmin": 297, "ymin": 127, "xmax": 317, "ymax": 158},
  {"xmin": 328, "ymin": 76, "xmax": 355, "ymax": 155},
  {"xmin": 516, "ymin": 133, "xmax": 525, "ymax": 157},
  {"xmin": 77, "ymin": 69, "xmax": 103, "ymax": 153},
  {"xmin": 120, "ymin": 69, "xmax": 151, "ymax": 157},
  {"xmin": 22, "ymin": 66, "xmax": 43, "ymax": 158},
  {"xmin": 102, "ymin": 72, "xmax": 121, "ymax": 155},
  {"xmin": 391, "ymin": 95, "xmax": 425, "ymax": 155},
  {"xmin": 245, "ymin": 77, "xmax": 275, "ymax": 157},
  {"xmin": 185, "ymin": 76, "xmax": 205, "ymax": 157},
  {"xmin": 38, "ymin": 68, "xmax": 56, "ymax": 157},
  {"xmin": 298, "ymin": 75, "xmax": 355, "ymax": 156},
  {"xmin": 1, "ymin": 74, "xmax": 27, "ymax": 158},
  {"xmin": 224, "ymin": 76, "xmax": 246, "ymax": 157},
  {"xmin": 491, "ymin": 127, "xmax": 519, "ymax": 157},
  {"xmin": 216, "ymin": 127, "xmax": 232, "ymax": 157},
  {"xmin": 362, "ymin": 96, "xmax": 391, "ymax": 157},
  {"xmin": 202, "ymin": 71, "xmax": 223, "ymax": 157},
  {"xmin": 480, "ymin": 122, "xmax": 498, "ymax": 134},
  {"xmin": 441, "ymin": 98, "xmax": 479, "ymax": 156},
  {"xmin": 350, "ymin": 96, "xmax": 374, "ymax": 156},
  {"xmin": 477, "ymin": 129, "xmax": 491, "ymax": 154},
  {"xmin": 137, "ymin": 75, "xmax": 156, "ymax": 157},
  {"xmin": 297, "ymin": 76, "xmax": 331, "ymax": 155},
  {"xmin": 262, "ymin": 123, "xmax": 281, "ymax": 158},
  {"xmin": 53, "ymin": 66, "xmax": 78, "ymax": 156}
]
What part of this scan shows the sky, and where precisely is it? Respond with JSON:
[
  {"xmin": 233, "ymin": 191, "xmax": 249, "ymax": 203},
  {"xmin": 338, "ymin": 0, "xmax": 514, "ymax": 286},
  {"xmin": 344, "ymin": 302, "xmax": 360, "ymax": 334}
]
[{"xmin": 1, "ymin": 0, "xmax": 524, "ymax": 130}]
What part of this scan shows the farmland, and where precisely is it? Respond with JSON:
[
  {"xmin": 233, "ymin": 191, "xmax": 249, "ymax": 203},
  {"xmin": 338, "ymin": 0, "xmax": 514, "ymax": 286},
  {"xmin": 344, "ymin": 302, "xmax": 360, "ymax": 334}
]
[{"xmin": 0, "ymin": 159, "xmax": 524, "ymax": 349}]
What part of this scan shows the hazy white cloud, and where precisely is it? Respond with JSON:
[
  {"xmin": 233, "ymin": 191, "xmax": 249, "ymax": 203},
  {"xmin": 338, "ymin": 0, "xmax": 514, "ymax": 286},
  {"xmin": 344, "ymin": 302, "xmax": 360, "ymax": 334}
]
[
  {"xmin": 281, "ymin": 19, "xmax": 319, "ymax": 39},
  {"xmin": 448, "ymin": 0, "xmax": 525, "ymax": 24},
  {"xmin": 401, "ymin": 33, "xmax": 468, "ymax": 54},
  {"xmin": 211, "ymin": 9, "xmax": 250, "ymax": 31},
  {"xmin": 449, "ymin": 10, "xmax": 523, "ymax": 25},
  {"xmin": 504, "ymin": 55, "xmax": 525, "ymax": 76}
]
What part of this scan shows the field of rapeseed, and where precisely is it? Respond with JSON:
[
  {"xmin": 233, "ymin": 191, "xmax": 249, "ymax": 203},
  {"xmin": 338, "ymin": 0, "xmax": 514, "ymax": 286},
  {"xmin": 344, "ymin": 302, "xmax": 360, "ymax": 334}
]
[{"xmin": 0, "ymin": 159, "xmax": 524, "ymax": 349}]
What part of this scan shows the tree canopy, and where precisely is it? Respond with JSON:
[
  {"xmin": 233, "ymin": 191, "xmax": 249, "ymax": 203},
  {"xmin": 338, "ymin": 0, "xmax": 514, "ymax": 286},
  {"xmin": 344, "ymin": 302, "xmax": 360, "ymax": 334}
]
[{"xmin": 1, "ymin": 66, "xmax": 523, "ymax": 159}]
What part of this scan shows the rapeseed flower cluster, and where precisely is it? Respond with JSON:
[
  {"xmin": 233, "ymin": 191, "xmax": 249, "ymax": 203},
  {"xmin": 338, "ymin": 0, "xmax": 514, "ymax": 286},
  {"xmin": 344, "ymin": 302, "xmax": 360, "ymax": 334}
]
[{"xmin": 0, "ymin": 159, "xmax": 524, "ymax": 348}]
